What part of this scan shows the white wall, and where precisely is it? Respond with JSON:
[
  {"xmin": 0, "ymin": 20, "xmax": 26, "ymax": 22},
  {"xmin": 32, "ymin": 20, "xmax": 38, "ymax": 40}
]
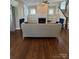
[
  {"xmin": 11, "ymin": 0, "xmax": 24, "ymax": 30},
  {"xmin": 10, "ymin": 6, "xmax": 14, "ymax": 31},
  {"xmin": 26, "ymin": 4, "xmax": 59, "ymax": 23},
  {"xmin": 27, "ymin": 4, "xmax": 49, "ymax": 24},
  {"xmin": 16, "ymin": 2, "xmax": 24, "ymax": 29},
  {"xmin": 27, "ymin": 5, "xmax": 37, "ymax": 23},
  {"xmin": 47, "ymin": 6, "xmax": 58, "ymax": 22},
  {"xmin": 10, "ymin": 1, "xmax": 18, "ymax": 31},
  {"xmin": 65, "ymin": 3, "xmax": 69, "ymax": 17},
  {"xmin": 24, "ymin": 4, "xmax": 28, "ymax": 22}
]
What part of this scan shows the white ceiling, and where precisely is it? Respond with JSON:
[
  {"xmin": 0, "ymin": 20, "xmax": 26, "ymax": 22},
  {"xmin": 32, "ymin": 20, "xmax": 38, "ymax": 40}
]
[
  {"xmin": 16, "ymin": 0, "xmax": 65, "ymax": 5},
  {"xmin": 25, "ymin": 0, "xmax": 63, "ymax": 3},
  {"xmin": 24, "ymin": 0, "xmax": 64, "ymax": 5}
]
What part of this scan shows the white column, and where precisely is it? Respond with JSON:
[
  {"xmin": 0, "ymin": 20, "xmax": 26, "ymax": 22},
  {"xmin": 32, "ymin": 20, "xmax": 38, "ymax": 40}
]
[{"xmin": 24, "ymin": 4, "xmax": 28, "ymax": 22}]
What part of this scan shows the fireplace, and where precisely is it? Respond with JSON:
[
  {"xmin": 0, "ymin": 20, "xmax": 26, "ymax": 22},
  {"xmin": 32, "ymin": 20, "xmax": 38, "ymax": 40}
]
[{"xmin": 38, "ymin": 18, "xmax": 46, "ymax": 23}]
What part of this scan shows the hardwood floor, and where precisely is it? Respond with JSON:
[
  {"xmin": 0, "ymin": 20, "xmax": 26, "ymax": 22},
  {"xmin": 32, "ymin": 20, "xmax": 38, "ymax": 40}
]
[{"xmin": 10, "ymin": 29, "xmax": 69, "ymax": 59}]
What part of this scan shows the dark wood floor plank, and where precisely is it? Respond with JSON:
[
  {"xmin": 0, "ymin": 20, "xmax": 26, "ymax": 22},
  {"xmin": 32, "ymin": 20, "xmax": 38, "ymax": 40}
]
[{"xmin": 10, "ymin": 29, "xmax": 69, "ymax": 59}]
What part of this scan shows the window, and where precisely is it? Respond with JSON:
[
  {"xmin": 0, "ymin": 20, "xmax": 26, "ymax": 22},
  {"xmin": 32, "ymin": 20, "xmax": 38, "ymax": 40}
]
[
  {"xmin": 48, "ymin": 8, "xmax": 54, "ymax": 15},
  {"xmin": 60, "ymin": 1, "xmax": 66, "ymax": 10},
  {"xmin": 30, "ymin": 8, "xmax": 36, "ymax": 15}
]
